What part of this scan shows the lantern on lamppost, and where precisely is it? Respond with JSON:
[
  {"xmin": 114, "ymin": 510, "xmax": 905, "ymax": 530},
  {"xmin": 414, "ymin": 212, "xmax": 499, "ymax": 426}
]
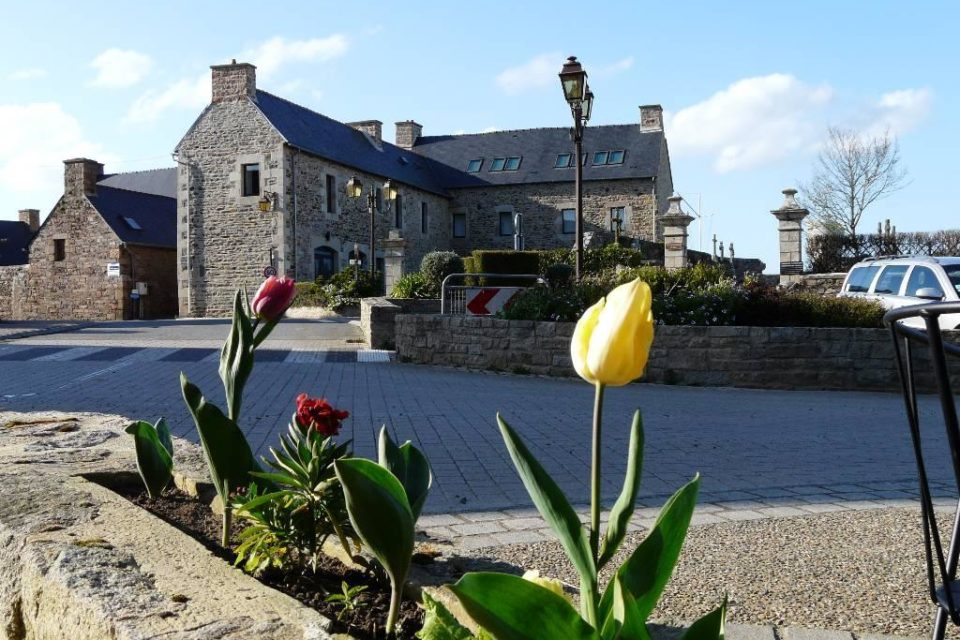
[
  {"xmin": 346, "ymin": 175, "xmax": 397, "ymax": 283},
  {"xmin": 559, "ymin": 56, "xmax": 593, "ymax": 281}
]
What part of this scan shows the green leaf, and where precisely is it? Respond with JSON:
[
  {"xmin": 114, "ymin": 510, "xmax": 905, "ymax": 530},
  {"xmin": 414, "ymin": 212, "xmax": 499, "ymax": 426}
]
[
  {"xmin": 180, "ymin": 373, "xmax": 259, "ymax": 499},
  {"xmin": 253, "ymin": 313, "xmax": 283, "ymax": 349},
  {"xmin": 334, "ymin": 458, "xmax": 414, "ymax": 588},
  {"xmin": 497, "ymin": 414, "xmax": 596, "ymax": 591},
  {"xmin": 599, "ymin": 475, "xmax": 700, "ymax": 628},
  {"xmin": 378, "ymin": 426, "xmax": 433, "ymax": 521},
  {"xmin": 599, "ymin": 411, "xmax": 644, "ymax": 570},
  {"xmin": 155, "ymin": 417, "xmax": 173, "ymax": 459},
  {"xmin": 125, "ymin": 419, "xmax": 173, "ymax": 498},
  {"xmin": 417, "ymin": 591, "xmax": 478, "ymax": 640},
  {"xmin": 450, "ymin": 573, "xmax": 597, "ymax": 640},
  {"xmin": 599, "ymin": 575, "xmax": 650, "ymax": 640},
  {"xmin": 219, "ymin": 288, "xmax": 255, "ymax": 422},
  {"xmin": 679, "ymin": 598, "xmax": 726, "ymax": 640}
]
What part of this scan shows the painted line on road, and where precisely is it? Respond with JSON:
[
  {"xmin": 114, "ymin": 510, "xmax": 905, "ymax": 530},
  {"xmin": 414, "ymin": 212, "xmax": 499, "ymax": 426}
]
[{"xmin": 33, "ymin": 346, "xmax": 108, "ymax": 361}]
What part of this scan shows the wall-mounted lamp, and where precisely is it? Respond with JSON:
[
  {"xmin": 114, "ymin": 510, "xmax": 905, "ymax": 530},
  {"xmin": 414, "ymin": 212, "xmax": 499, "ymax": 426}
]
[{"xmin": 258, "ymin": 191, "xmax": 277, "ymax": 212}]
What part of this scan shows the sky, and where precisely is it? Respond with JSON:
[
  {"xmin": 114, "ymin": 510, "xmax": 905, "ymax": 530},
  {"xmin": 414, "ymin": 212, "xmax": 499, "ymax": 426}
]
[{"xmin": 1, "ymin": 0, "xmax": 956, "ymax": 272}]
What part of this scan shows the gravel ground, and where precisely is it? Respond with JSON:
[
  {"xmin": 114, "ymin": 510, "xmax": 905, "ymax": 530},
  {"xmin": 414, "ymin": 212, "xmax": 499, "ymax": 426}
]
[{"xmin": 476, "ymin": 507, "xmax": 951, "ymax": 638}]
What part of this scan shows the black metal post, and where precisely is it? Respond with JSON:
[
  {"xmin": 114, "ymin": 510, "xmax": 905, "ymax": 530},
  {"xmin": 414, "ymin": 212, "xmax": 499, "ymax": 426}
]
[
  {"xmin": 573, "ymin": 106, "xmax": 584, "ymax": 281},
  {"xmin": 368, "ymin": 191, "xmax": 376, "ymax": 277}
]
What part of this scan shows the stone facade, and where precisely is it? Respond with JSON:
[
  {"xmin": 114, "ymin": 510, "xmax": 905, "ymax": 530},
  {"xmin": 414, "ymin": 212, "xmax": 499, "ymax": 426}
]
[
  {"xmin": 0, "ymin": 265, "xmax": 27, "ymax": 319},
  {"xmin": 395, "ymin": 315, "xmax": 960, "ymax": 392}
]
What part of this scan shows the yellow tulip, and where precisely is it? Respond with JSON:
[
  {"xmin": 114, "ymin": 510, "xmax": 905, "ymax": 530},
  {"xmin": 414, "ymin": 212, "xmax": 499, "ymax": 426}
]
[
  {"xmin": 570, "ymin": 278, "xmax": 654, "ymax": 386},
  {"xmin": 522, "ymin": 570, "xmax": 571, "ymax": 603}
]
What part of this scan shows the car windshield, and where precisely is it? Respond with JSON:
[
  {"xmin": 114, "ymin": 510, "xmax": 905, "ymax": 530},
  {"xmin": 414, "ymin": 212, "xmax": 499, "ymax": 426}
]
[{"xmin": 943, "ymin": 264, "xmax": 960, "ymax": 295}]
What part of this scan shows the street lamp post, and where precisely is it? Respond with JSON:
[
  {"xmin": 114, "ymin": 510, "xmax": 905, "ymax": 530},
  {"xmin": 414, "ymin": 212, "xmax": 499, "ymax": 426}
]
[
  {"xmin": 559, "ymin": 56, "xmax": 593, "ymax": 281},
  {"xmin": 346, "ymin": 176, "xmax": 397, "ymax": 280}
]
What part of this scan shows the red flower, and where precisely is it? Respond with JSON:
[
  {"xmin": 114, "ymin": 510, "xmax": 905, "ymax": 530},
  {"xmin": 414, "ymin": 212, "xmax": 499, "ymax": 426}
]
[
  {"xmin": 295, "ymin": 393, "xmax": 349, "ymax": 436},
  {"xmin": 251, "ymin": 276, "xmax": 296, "ymax": 321}
]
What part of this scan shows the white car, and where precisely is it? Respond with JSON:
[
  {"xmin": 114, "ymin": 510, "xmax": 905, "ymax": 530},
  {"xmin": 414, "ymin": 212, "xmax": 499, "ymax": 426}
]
[{"xmin": 838, "ymin": 256, "xmax": 960, "ymax": 330}]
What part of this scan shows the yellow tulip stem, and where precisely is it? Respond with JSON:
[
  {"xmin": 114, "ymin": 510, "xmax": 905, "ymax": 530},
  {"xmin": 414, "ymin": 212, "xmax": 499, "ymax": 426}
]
[{"xmin": 590, "ymin": 382, "xmax": 605, "ymax": 568}]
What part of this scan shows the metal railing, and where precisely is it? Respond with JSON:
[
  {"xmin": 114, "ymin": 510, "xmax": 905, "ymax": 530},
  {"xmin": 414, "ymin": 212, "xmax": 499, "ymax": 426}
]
[{"xmin": 440, "ymin": 272, "xmax": 545, "ymax": 315}]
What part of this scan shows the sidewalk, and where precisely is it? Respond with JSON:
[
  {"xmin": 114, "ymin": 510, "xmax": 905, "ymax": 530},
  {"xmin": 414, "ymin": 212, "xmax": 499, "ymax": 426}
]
[{"xmin": 0, "ymin": 320, "xmax": 90, "ymax": 341}]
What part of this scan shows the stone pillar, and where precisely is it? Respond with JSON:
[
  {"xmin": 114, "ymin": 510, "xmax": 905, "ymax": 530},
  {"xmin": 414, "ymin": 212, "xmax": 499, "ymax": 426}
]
[
  {"xmin": 395, "ymin": 120, "xmax": 422, "ymax": 149},
  {"xmin": 770, "ymin": 188, "xmax": 809, "ymax": 285},
  {"xmin": 18, "ymin": 209, "xmax": 39, "ymax": 233},
  {"xmin": 661, "ymin": 195, "xmax": 694, "ymax": 271},
  {"xmin": 381, "ymin": 230, "xmax": 406, "ymax": 295}
]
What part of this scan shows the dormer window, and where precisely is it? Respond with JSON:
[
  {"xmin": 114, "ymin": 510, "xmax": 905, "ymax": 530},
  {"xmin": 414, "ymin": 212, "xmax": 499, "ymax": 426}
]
[{"xmin": 467, "ymin": 159, "xmax": 483, "ymax": 173}]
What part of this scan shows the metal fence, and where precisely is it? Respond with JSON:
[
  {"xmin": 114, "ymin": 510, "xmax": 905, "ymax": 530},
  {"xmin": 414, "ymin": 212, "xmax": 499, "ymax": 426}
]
[{"xmin": 440, "ymin": 273, "xmax": 545, "ymax": 315}]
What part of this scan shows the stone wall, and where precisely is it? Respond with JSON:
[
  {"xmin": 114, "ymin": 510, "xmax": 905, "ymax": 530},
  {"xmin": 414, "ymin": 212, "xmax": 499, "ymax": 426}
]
[
  {"xmin": 0, "ymin": 265, "xmax": 27, "ymax": 320},
  {"xmin": 446, "ymin": 178, "xmax": 659, "ymax": 255},
  {"xmin": 395, "ymin": 315, "xmax": 960, "ymax": 391},
  {"xmin": 791, "ymin": 272, "xmax": 846, "ymax": 295},
  {"xmin": 361, "ymin": 296, "xmax": 441, "ymax": 349}
]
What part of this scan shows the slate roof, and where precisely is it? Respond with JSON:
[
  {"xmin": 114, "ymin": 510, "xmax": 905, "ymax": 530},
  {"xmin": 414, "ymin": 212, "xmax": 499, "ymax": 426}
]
[
  {"xmin": 87, "ymin": 185, "xmax": 176, "ymax": 248},
  {"xmin": 98, "ymin": 168, "xmax": 176, "ymax": 199},
  {"xmin": 412, "ymin": 125, "xmax": 665, "ymax": 188},
  {"xmin": 253, "ymin": 91, "xmax": 474, "ymax": 196},
  {"xmin": 0, "ymin": 220, "xmax": 32, "ymax": 266}
]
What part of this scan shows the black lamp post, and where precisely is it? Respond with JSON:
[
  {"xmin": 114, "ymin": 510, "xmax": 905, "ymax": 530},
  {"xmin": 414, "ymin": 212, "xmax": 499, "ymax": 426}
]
[
  {"xmin": 559, "ymin": 56, "xmax": 593, "ymax": 281},
  {"xmin": 346, "ymin": 176, "xmax": 397, "ymax": 278}
]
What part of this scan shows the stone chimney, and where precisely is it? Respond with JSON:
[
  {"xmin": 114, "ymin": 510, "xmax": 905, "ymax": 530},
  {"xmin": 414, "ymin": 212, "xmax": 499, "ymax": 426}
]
[
  {"xmin": 18, "ymin": 209, "xmax": 39, "ymax": 233},
  {"xmin": 63, "ymin": 158, "xmax": 104, "ymax": 199},
  {"xmin": 395, "ymin": 120, "xmax": 423, "ymax": 149},
  {"xmin": 348, "ymin": 120, "xmax": 383, "ymax": 144},
  {"xmin": 211, "ymin": 60, "xmax": 256, "ymax": 103},
  {"xmin": 770, "ymin": 188, "xmax": 809, "ymax": 285},
  {"xmin": 639, "ymin": 104, "xmax": 663, "ymax": 132}
]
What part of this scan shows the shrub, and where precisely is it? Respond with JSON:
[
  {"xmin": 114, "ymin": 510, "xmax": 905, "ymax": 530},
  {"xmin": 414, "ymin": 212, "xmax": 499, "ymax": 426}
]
[
  {"xmin": 733, "ymin": 281, "xmax": 885, "ymax": 328},
  {"xmin": 469, "ymin": 250, "xmax": 541, "ymax": 285},
  {"xmin": 545, "ymin": 263, "xmax": 574, "ymax": 289},
  {"xmin": 420, "ymin": 251, "xmax": 463, "ymax": 295},
  {"xmin": 292, "ymin": 282, "xmax": 325, "ymax": 307},
  {"xmin": 294, "ymin": 269, "xmax": 382, "ymax": 310},
  {"xmin": 390, "ymin": 272, "xmax": 433, "ymax": 299}
]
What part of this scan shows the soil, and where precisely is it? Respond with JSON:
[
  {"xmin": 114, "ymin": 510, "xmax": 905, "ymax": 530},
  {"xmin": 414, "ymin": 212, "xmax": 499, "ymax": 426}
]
[{"xmin": 104, "ymin": 477, "xmax": 425, "ymax": 639}]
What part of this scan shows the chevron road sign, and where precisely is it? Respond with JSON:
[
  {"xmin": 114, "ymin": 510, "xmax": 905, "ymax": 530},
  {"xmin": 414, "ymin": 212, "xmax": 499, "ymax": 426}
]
[{"xmin": 465, "ymin": 287, "xmax": 524, "ymax": 315}]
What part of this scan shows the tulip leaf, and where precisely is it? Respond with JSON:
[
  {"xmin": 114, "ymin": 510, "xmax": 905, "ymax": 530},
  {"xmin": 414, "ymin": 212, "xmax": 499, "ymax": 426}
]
[
  {"xmin": 497, "ymin": 415, "xmax": 597, "ymax": 608},
  {"xmin": 599, "ymin": 575, "xmax": 650, "ymax": 640},
  {"xmin": 599, "ymin": 410, "xmax": 644, "ymax": 570},
  {"xmin": 378, "ymin": 426, "xmax": 432, "ymax": 521},
  {"xmin": 219, "ymin": 288, "xmax": 255, "ymax": 422},
  {"xmin": 180, "ymin": 373, "xmax": 259, "ymax": 499},
  {"xmin": 253, "ymin": 313, "xmax": 282, "ymax": 349},
  {"xmin": 599, "ymin": 475, "xmax": 699, "ymax": 629},
  {"xmin": 125, "ymin": 418, "xmax": 173, "ymax": 499},
  {"xmin": 679, "ymin": 597, "xmax": 726, "ymax": 640},
  {"xmin": 418, "ymin": 591, "xmax": 492, "ymax": 640},
  {"xmin": 450, "ymin": 572, "xmax": 597, "ymax": 640},
  {"xmin": 334, "ymin": 458, "xmax": 414, "ymax": 588}
]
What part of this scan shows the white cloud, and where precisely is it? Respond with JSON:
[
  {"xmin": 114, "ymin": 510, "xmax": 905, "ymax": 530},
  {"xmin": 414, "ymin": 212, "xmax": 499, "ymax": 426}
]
[
  {"xmin": 125, "ymin": 73, "xmax": 209, "ymax": 123},
  {"xmin": 495, "ymin": 52, "xmax": 562, "ymax": 95},
  {"xmin": 90, "ymin": 48, "xmax": 153, "ymax": 88},
  {"xmin": 864, "ymin": 88, "xmax": 932, "ymax": 137},
  {"xmin": 244, "ymin": 35, "xmax": 349, "ymax": 79},
  {"xmin": 0, "ymin": 103, "xmax": 109, "ymax": 198},
  {"xmin": 665, "ymin": 73, "xmax": 833, "ymax": 173},
  {"xmin": 9, "ymin": 68, "xmax": 47, "ymax": 81},
  {"xmin": 596, "ymin": 56, "xmax": 634, "ymax": 76}
]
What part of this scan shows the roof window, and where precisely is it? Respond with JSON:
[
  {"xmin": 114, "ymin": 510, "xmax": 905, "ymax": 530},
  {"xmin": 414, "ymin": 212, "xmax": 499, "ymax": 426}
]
[
  {"xmin": 592, "ymin": 151, "xmax": 608, "ymax": 165},
  {"xmin": 467, "ymin": 158, "xmax": 483, "ymax": 173},
  {"xmin": 490, "ymin": 156, "xmax": 521, "ymax": 172},
  {"xmin": 608, "ymin": 150, "xmax": 625, "ymax": 164},
  {"xmin": 591, "ymin": 150, "xmax": 626, "ymax": 166},
  {"xmin": 555, "ymin": 153, "xmax": 572, "ymax": 168},
  {"xmin": 123, "ymin": 217, "xmax": 142, "ymax": 230}
]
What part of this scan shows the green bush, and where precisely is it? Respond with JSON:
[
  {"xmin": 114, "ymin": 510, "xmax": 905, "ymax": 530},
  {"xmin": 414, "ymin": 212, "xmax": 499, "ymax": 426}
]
[
  {"xmin": 390, "ymin": 272, "xmax": 433, "ymax": 299},
  {"xmin": 420, "ymin": 251, "xmax": 463, "ymax": 295},
  {"xmin": 545, "ymin": 263, "xmax": 574, "ymax": 289},
  {"xmin": 292, "ymin": 282, "xmax": 325, "ymax": 307},
  {"xmin": 292, "ymin": 269, "xmax": 382, "ymax": 310},
  {"xmin": 732, "ymin": 281, "xmax": 884, "ymax": 328},
  {"xmin": 469, "ymin": 250, "xmax": 541, "ymax": 286}
]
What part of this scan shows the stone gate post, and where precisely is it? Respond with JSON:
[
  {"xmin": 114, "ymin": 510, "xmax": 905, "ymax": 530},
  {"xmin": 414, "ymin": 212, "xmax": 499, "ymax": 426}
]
[
  {"xmin": 661, "ymin": 195, "xmax": 694, "ymax": 271},
  {"xmin": 381, "ymin": 230, "xmax": 406, "ymax": 295},
  {"xmin": 770, "ymin": 188, "xmax": 809, "ymax": 285}
]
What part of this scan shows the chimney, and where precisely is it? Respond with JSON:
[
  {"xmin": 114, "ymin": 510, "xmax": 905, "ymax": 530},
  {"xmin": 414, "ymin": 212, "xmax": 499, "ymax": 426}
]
[
  {"xmin": 211, "ymin": 60, "xmax": 257, "ymax": 103},
  {"xmin": 348, "ymin": 120, "xmax": 383, "ymax": 144},
  {"xmin": 395, "ymin": 120, "xmax": 423, "ymax": 149},
  {"xmin": 639, "ymin": 104, "xmax": 663, "ymax": 132},
  {"xmin": 18, "ymin": 209, "xmax": 39, "ymax": 233},
  {"xmin": 63, "ymin": 158, "xmax": 104, "ymax": 198}
]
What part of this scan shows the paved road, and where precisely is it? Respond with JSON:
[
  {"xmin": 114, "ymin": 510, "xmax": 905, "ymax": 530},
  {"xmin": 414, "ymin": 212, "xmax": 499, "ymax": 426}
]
[{"xmin": 0, "ymin": 319, "xmax": 950, "ymax": 515}]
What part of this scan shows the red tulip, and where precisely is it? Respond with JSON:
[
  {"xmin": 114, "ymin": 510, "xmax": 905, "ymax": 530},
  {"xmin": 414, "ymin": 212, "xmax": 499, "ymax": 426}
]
[
  {"xmin": 295, "ymin": 393, "xmax": 349, "ymax": 436},
  {"xmin": 251, "ymin": 276, "xmax": 296, "ymax": 321}
]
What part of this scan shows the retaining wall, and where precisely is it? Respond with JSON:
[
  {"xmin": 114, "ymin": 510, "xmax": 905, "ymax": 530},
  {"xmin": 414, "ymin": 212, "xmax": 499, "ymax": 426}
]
[
  {"xmin": 395, "ymin": 314, "xmax": 960, "ymax": 391},
  {"xmin": 361, "ymin": 297, "xmax": 441, "ymax": 349}
]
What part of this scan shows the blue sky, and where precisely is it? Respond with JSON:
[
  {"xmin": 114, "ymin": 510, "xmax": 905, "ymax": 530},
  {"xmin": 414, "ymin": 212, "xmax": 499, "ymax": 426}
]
[{"xmin": 1, "ymin": 1, "xmax": 955, "ymax": 271}]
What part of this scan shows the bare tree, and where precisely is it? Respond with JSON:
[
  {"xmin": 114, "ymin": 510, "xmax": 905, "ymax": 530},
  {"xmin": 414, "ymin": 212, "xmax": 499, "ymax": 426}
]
[{"xmin": 801, "ymin": 127, "xmax": 908, "ymax": 239}]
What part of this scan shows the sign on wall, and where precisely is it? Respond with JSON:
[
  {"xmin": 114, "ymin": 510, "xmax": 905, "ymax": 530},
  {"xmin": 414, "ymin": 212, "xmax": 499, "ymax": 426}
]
[{"xmin": 106, "ymin": 262, "xmax": 120, "ymax": 277}]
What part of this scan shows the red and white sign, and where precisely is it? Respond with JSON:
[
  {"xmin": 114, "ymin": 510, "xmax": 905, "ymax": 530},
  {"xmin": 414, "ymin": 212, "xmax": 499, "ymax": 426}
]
[{"xmin": 465, "ymin": 287, "xmax": 523, "ymax": 316}]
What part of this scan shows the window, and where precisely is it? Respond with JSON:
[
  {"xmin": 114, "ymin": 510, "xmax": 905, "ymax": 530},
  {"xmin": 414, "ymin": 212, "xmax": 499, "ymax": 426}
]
[
  {"xmin": 499, "ymin": 211, "xmax": 515, "ymax": 236},
  {"xmin": 467, "ymin": 159, "xmax": 483, "ymax": 173},
  {"xmin": 325, "ymin": 175, "xmax": 336, "ymax": 213},
  {"xmin": 608, "ymin": 150, "xmax": 625, "ymax": 164},
  {"xmin": 490, "ymin": 157, "xmax": 506, "ymax": 171},
  {"xmin": 123, "ymin": 217, "xmax": 142, "ymax": 230},
  {"xmin": 394, "ymin": 194, "xmax": 403, "ymax": 229},
  {"xmin": 873, "ymin": 265, "xmax": 909, "ymax": 294},
  {"xmin": 53, "ymin": 239, "xmax": 65, "ymax": 261},
  {"xmin": 610, "ymin": 207, "xmax": 626, "ymax": 232},
  {"xmin": 555, "ymin": 153, "xmax": 572, "ymax": 168},
  {"xmin": 314, "ymin": 246, "xmax": 338, "ymax": 279},
  {"xmin": 945, "ymin": 265, "xmax": 960, "ymax": 296},
  {"xmin": 241, "ymin": 163, "xmax": 260, "ymax": 197},
  {"xmin": 453, "ymin": 212, "xmax": 466, "ymax": 238},
  {"xmin": 845, "ymin": 265, "xmax": 880, "ymax": 293},
  {"xmin": 375, "ymin": 187, "xmax": 383, "ymax": 212},
  {"xmin": 561, "ymin": 209, "xmax": 576, "ymax": 234},
  {"xmin": 504, "ymin": 156, "xmax": 521, "ymax": 171},
  {"xmin": 592, "ymin": 151, "xmax": 609, "ymax": 165},
  {"xmin": 906, "ymin": 266, "xmax": 940, "ymax": 297},
  {"xmin": 420, "ymin": 202, "xmax": 428, "ymax": 234}
]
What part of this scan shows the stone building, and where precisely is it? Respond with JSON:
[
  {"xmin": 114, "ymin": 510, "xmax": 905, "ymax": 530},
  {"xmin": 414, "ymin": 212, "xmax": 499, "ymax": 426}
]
[
  {"xmin": 174, "ymin": 60, "xmax": 673, "ymax": 317},
  {"xmin": 0, "ymin": 210, "xmax": 37, "ymax": 266},
  {"xmin": 7, "ymin": 159, "xmax": 178, "ymax": 321}
]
